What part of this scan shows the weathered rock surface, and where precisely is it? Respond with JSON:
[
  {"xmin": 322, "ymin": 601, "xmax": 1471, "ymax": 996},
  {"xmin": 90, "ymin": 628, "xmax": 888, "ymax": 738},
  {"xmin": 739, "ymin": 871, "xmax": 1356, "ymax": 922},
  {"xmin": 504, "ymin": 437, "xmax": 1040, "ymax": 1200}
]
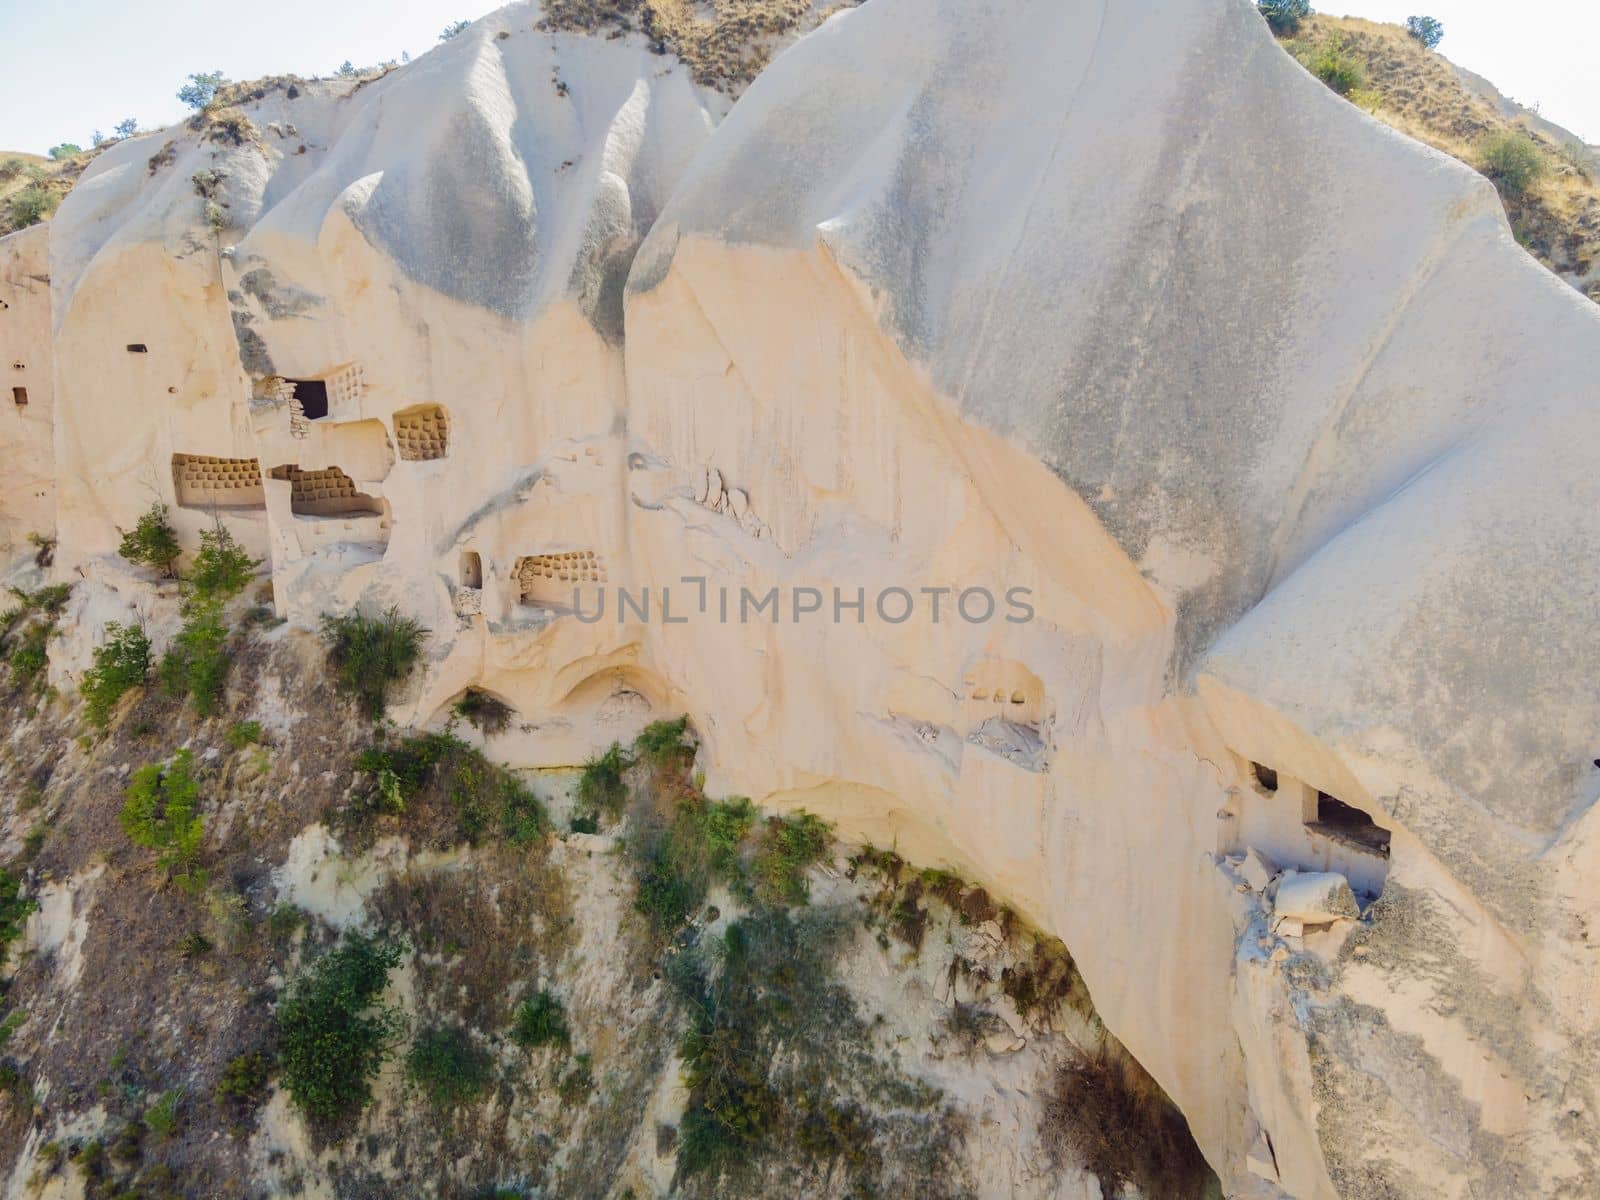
[{"xmin": 3, "ymin": 0, "xmax": 1598, "ymax": 1196}]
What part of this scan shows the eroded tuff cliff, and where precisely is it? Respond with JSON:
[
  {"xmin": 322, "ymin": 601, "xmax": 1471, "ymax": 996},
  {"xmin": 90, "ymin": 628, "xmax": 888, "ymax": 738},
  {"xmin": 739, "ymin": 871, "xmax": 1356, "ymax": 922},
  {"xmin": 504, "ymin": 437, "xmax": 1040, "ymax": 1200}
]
[{"xmin": 1, "ymin": 0, "xmax": 1598, "ymax": 1197}]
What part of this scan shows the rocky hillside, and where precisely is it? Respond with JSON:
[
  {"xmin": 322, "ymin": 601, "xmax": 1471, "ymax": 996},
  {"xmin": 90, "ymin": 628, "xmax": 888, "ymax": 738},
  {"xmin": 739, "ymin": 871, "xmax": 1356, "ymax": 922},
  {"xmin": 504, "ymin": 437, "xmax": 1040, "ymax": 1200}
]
[
  {"xmin": 2, "ymin": 1, "xmax": 1599, "ymax": 1198},
  {"xmin": 1277, "ymin": 15, "xmax": 1600, "ymax": 300},
  {"xmin": 0, "ymin": 569, "xmax": 1213, "ymax": 1198}
]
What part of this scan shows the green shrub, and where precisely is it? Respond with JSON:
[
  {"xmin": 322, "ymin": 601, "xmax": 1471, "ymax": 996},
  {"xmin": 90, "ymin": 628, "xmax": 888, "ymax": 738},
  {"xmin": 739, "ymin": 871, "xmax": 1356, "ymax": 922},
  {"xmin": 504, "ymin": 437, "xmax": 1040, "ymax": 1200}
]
[
  {"xmin": 575, "ymin": 743, "xmax": 629, "ymax": 823},
  {"xmin": 81, "ymin": 621, "xmax": 151, "ymax": 728},
  {"xmin": 8, "ymin": 622, "xmax": 51, "ymax": 692},
  {"xmin": 452, "ymin": 689, "xmax": 513, "ymax": 736},
  {"xmin": 1405, "ymin": 15, "xmax": 1443, "ymax": 49},
  {"xmin": 1301, "ymin": 41, "xmax": 1365, "ymax": 95},
  {"xmin": 118, "ymin": 503, "xmax": 181, "ymax": 578},
  {"xmin": 405, "ymin": 1025, "xmax": 492, "ymax": 1109},
  {"xmin": 634, "ymin": 716, "xmax": 693, "ymax": 766},
  {"xmin": 353, "ymin": 731, "xmax": 546, "ymax": 845},
  {"xmin": 225, "ymin": 719, "xmax": 262, "ymax": 749},
  {"xmin": 188, "ymin": 521, "xmax": 260, "ymax": 603},
  {"xmin": 750, "ymin": 812, "xmax": 831, "ymax": 907},
  {"xmin": 1258, "ymin": 0, "xmax": 1310, "ymax": 35},
  {"xmin": 161, "ymin": 599, "xmax": 229, "ymax": 717},
  {"xmin": 277, "ymin": 934, "xmax": 403, "ymax": 1125},
  {"xmin": 510, "ymin": 989, "xmax": 570, "ymax": 1050},
  {"xmin": 631, "ymin": 793, "xmax": 757, "ymax": 938},
  {"xmin": 320, "ymin": 607, "xmax": 428, "ymax": 720},
  {"xmin": 145, "ymin": 1088, "xmax": 182, "ymax": 1139},
  {"xmin": 1479, "ymin": 131, "xmax": 1547, "ymax": 196},
  {"xmin": 7, "ymin": 185, "xmax": 58, "ymax": 230},
  {"xmin": 0, "ymin": 870, "xmax": 38, "ymax": 949},
  {"xmin": 216, "ymin": 1050, "xmax": 270, "ymax": 1108},
  {"xmin": 119, "ymin": 748, "xmax": 206, "ymax": 891},
  {"xmin": 0, "ymin": 1011, "xmax": 24, "ymax": 1050},
  {"xmin": 47, "ymin": 143, "xmax": 81, "ymax": 161},
  {"xmin": 703, "ymin": 796, "xmax": 755, "ymax": 876}
]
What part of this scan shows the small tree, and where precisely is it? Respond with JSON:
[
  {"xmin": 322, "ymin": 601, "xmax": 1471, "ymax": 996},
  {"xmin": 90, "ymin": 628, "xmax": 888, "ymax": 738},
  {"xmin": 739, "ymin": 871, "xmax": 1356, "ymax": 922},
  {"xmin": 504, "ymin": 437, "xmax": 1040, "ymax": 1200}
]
[
  {"xmin": 161, "ymin": 598, "xmax": 230, "ymax": 717},
  {"xmin": 118, "ymin": 503, "xmax": 182, "ymax": 578},
  {"xmin": 188, "ymin": 520, "xmax": 260, "ymax": 603},
  {"xmin": 47, "ymin": 143, "xmax": 81, "ymax": 161},
  {"xmin": 177, "ymin": 70, "xmax": 227, "ymax": 111},
  {"xmin": 114, "ymin": 117, "xmax": 139, "ymax": 139},
  {"xmin": 439, "ymin": 19, "xmax": 471, "ymax": 41},
  {"xmin": 1405, "ymin": 15, "xmax": 1444, "ymax": 50},
  {"xmin": 120, "ymin": 749, "xmax": 206, "ymax": 891},
  {"xmin": 1258, "ymin": 0, "xmax": 1310, "ymax": 36},
  {"xmin": 336, "ymin": 60, "xmax": 358, "ymax": 78},
  {"xmin": 81, "ymin": 621, "xmax": 152, "ymax": 728}
]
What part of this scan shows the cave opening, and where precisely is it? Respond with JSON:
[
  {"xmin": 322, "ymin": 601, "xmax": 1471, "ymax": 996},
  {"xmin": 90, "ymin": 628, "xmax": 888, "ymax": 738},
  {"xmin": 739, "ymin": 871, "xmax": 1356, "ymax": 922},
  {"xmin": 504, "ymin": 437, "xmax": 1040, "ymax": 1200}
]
[
  {"xmin": 290, "ymin": 379, "xmax": 329, "ymax": 420},
  {"xmin": 1311, "ymin": 792, "xmax": 1391, "ymax": 857}
]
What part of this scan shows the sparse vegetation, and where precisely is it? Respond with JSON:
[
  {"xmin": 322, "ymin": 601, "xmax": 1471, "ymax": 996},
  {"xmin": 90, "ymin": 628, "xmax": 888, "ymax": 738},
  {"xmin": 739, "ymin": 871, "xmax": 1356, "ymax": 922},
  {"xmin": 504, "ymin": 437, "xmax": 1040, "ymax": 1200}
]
[
  {"xmin": 440, "ymin": 19, "xmax": 472, "ymax": 40},
  {"xmin": 406, "ymin": 1025, "xmax": 493, "ymax": 1108},
  {"xmin": 575, "ymin": 743, "xmax": 629, "ymax": 824},
  {"xmin": 350, "ymin": 730, "xmax": 546, "ymax": 847},
  {"xmin": 320, "ymin": 607, "xmax": 428, "ymax": 719},
  {"xmin": 114, "ymin": 117, "xmax": 139, "ymax": 138},
  {"xmin": 1405, "ymin": 15, "xmax": 1443, "ymax": 50},
  {"xmin": 1479, "ymin": 130, "xmax": 1547, "ymax": 197},
  {"xmin": 0, "ymin": 870, "xmax": 39, "ymax": 950},
  {"xmin": 1300, "ymin": 39, "xmax": 1365, "ymax": 95},
  {"xmin": 510, "ymin": 989, "xmax": 569, "ymax": 1050},
  {"xmin": 145, "ymin": 1088, "xmax": 183, "ymax": 1140},
  {"xmin": 47, "ymin": 144, "xmax": 81, "ymax": 161},
  {"xmin": 7, "ymin": 621, "xmax": 52, "ymax": 693},
  {"xmin": 634, "ymin": 716, "xmax": 694, "ymax": 767},
  {"xmin": 277, "ymin": 933, "xmax": 404, "ymax": 1125},
  {"xmin": 453, "ymin": 689, "xmax": 513, "ymax": 736},
  {"xmin": 118, "ymin": 502, "xmax": 182, "ymax": 578},
  {"xmin": 119, "ymin": 748, "xmax": 206, "ymax": 892},
  {"xmin": 80, "ymin": 621, "xmax": 151, "ymax": 728},
  {"xmin": 750, "ymin": 811, "xmax": 830, "ymax": 907},
  {"xmin": 225, "ymin": 719, "xmax": 262, "ymax": 748}
]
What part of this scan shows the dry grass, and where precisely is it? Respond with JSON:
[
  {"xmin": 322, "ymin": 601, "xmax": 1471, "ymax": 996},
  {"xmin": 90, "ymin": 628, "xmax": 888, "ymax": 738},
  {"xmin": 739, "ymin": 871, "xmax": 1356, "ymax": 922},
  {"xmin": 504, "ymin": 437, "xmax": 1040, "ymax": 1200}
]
[{"xmin": 1281, "ymin": 16, "xmax": 1600, "ymax": 301}]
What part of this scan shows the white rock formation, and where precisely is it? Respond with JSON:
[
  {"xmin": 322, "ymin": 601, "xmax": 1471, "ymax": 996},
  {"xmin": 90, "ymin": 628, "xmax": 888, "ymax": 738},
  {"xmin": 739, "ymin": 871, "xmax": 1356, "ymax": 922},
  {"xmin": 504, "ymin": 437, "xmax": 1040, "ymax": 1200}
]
[{"xmin": 3, "ymin": 0, "xmax": 1598, "ymax": 1195}]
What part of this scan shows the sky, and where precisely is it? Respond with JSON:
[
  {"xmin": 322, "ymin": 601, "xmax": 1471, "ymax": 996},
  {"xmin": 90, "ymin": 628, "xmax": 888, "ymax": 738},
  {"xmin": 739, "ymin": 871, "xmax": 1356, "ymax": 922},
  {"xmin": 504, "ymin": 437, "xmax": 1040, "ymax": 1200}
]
[{"xmin": 0, "ymin": 0, "xmax": 1596, "ymax": 154}]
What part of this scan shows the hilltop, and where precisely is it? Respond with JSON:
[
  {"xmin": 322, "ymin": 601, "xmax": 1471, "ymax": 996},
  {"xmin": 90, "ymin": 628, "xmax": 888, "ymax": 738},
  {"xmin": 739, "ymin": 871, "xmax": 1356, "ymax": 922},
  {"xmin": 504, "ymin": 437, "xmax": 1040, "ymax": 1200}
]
[{"xmin": 1277, "ymin": 14, "xmax": 1600, "ymax": 300}]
